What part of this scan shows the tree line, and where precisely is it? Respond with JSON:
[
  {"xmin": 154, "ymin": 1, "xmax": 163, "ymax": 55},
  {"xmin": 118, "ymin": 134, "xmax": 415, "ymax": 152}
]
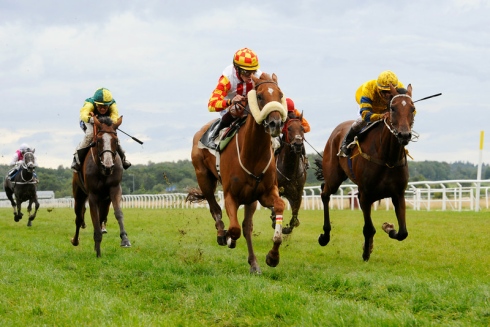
[{"xmin": 1, "ymin": 154, "xmax": 489, "ymax": 199}]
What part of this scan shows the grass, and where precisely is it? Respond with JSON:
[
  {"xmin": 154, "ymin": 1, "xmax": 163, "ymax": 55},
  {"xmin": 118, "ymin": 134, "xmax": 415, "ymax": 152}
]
[{"xmin": 0, "ymin": 206, "xmax": 489, "ymax": 326}]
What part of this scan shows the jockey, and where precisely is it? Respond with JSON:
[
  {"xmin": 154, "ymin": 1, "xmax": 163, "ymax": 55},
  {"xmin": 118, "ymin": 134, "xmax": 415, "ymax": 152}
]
[
  {"xmin": 276, "ymin": 98, "xmax": 311, "ymax": 168},
  {"xmin": 71, "ymin": 87, "xmax": 131, "ymax": 171},
  {"xmin": 207, "ymin": 48, "xmax": 262, "ymax": 141},
  {"xmin": 338, "ymin": 70, "xmax": 406, "ymax": 157},
  {"xmin": 8, "ymin": 143, "xmax": 38, "ymax": 180}
]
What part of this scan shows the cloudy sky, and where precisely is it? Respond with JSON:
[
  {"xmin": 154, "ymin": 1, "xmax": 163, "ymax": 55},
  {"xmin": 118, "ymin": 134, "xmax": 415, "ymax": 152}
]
[{"xmin": 0, "ymin": 0, "xmax": 488, "ymax": 169}]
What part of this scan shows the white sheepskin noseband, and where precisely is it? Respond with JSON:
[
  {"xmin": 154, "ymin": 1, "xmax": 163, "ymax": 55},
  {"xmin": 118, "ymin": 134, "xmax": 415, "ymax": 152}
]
[{"xmin": 247, "ymin": 89, "xmax": 288, "ymax": 124}]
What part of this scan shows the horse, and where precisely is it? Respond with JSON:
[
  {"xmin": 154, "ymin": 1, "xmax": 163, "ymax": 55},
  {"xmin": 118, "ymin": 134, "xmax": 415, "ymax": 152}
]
[
  {"xmin": 186, "ymin": 73, "xmax": 288, "ymax": 273},
  {"xmin": 3, "ymin": 151, "xmax": 40, "ymax": 226},
  {"xmin": 71, "ymin": 115, "xmax": 131, "ymax": 257},
  {"xmin": 314, "ymin": 84, "xmax": 416, "ymax": 261},
  {"xmin": 270, "ymin": 115, "xmax": 307, "ymax": 234}
]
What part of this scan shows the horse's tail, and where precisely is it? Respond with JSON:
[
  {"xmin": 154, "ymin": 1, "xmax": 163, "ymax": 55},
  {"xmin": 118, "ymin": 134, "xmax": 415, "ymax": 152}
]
[
  {"xmin": 185, "ymin": 187, "xmax": 207, "ymax": 203},
  {"xmin": 313, "ymin": 157, "xmax": 324, "ymax": 181}
]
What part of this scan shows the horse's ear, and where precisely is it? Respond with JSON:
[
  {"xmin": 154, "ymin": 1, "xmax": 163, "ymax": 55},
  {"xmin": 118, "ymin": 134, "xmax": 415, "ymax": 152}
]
[
  {"xmin": 272, "ymin": 73, "xmax": 278, "ymax": 83},
  {"xmin": 300, "ymin": 111, "xmax": 303, "ymax": 121},
  {"xmin": 407, "ymin": 84, "xmax": 412, "ymax": 97},
  {"xmin": 32, "ymin": 148, "xmax": 35, "ymax": 153},
  {"xmin": 389, "ymin": 83, "xmax": 397, "ymax": 94},
  {"xmin": 114, "ymin": 116, "xmax": 123, "ymax": 129}
]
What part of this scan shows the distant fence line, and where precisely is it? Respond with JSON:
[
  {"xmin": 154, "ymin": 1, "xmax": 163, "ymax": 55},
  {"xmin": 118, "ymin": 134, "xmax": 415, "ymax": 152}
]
[{"xmin": 1, "ymin": 179, "xmax": 489, "ymax": 212}]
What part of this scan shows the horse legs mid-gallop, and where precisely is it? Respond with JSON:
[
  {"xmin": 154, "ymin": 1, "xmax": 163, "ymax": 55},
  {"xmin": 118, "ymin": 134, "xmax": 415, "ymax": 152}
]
[
  {"xmin": 71, "ymin": 116, "xmax": 131, "ymax": 257},
  {"xmin": 187, "ymin": 73, "xmax": 288, "ymax": 273},
  {"xmin": 315, "ymin": 84, "xmax": 414, "ymax": 261},
  {"xmin": 3, "ymin": 152, "xmax": 40, "ymax": 227}
]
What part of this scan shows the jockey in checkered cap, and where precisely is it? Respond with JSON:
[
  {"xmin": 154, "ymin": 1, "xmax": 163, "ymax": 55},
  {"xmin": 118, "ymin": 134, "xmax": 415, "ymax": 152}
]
[
  {"xmin": 207, "ymin": 48, "xmax": 262, "ymax": 141},
  {"xmin": 71, "ymin": 87, "xmax": 131, "ymax": 171}
]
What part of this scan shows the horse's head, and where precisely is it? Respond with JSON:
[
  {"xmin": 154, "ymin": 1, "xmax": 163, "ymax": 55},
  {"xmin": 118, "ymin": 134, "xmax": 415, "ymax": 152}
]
[
  {"xmin": 386, "ymin": 84, "xmax": 415, "ymax": 146},
  {"xmin": 22, "ymin": 151, "xmax": 36, "ymax": 173},
  {"xmin": 283, "ymin": 114, "xmax": 305, "ymax": 155},
  {"xmin": 93, "ymin": 115, "xmax": 122, "ymax": 176},
  {"xmin": 248, "ymin": 73, "xmax": 287, "ymax": 137}
]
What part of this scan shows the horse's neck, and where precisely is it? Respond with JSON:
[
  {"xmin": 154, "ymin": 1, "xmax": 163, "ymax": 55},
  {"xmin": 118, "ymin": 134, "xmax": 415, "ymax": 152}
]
[
  {"xmin": 379, "ymin": 124, "xmax": 405, "ymax": 160},
  {"xmin": 237, "ymin": 116, "xmax": 272, "ymax": 158},
  {"xmin": 278, "ymin": 146, "xmax": 302, "ymax": 175}
]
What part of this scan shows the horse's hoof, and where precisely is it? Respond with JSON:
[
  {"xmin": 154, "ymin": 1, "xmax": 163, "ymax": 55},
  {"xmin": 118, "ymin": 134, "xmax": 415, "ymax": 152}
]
[
  {"xmin": 318, "ymin": 234, "xmax": 330, "ymax": 246},
  {"xmin": 249, "ymin": 266, "xmax": 262, "ymax": 274},
  {"xmin": 227, "ymin": 237, "xmax": 236, "ymax": 249},
  {"xmin": 27, "ymin": 221, "xmax": 32, "ymax": 227},
  {"xmin": 382, "ymin": 222, "xmax": 395, "ymax": 234},
  {"xmin": 81, "ymin": 223, "xmax": 86, "ymax": 229},
  {"xmin": 101, "ymin": 228, "xmax": 107, "ymax": 234},
  {"xmin": 265, "ymin": 252, "xmax": 280, "ymax": 267},
  {"xmin": 282, "ymin": 226, "xmax": 293, "ymax": 234},
  {"xmin": 71, "ymin": 238, "xmax": 80, "ymax": 246},
  {"xmin": 217, "ymin": 235, "xmax": 227, "ymax": 246},
  {"xmin": 120, "ymin": 241, "xmax": 131, "ymax": 247}
]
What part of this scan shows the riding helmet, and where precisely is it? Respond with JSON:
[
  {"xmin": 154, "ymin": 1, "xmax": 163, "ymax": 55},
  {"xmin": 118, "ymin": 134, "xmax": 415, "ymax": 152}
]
[{"xmin": 233, "ymin": 48, "xmax": 260, "ymax": 70}]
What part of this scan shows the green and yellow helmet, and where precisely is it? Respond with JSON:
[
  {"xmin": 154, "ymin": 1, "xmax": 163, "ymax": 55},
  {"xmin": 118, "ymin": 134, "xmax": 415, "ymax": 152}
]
[
  {"xmin": 93, "ymin": 88, "xmax": 114, "ymax": 106},
  {"xmin": 376, "ymin": 70, "xmax": 399, "ymax": 90},
  {"xmin": 233, "ymin": 48, "xmax": 260, "ymax": 71}
]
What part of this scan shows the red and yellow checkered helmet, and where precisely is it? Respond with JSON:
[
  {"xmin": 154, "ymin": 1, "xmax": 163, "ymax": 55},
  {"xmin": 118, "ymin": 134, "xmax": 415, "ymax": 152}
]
[
  {"xmin": 376, "ymin": 70, "xmax": 399, "ymax": 90},
  {"xmin": 233, "ymin": 48, "xmax": 260, "ymax": 70}
]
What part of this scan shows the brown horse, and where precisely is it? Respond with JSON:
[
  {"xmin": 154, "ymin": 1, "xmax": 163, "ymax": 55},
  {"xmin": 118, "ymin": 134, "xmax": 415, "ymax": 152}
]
[
  {"xmin": 315, "ymin": 84, "xmax": 416, "ymax": 261},
  {"xmin": 3, "ymin": 151, "xmax": 40, "ymax": 226},
  {"xmin": 271, "ymin": 115, "xmax": 307, "ymax": 234},
  {"xmin": 71, "ymin": 115, "xmax": 131, "ymax": 257},
  {"xmin": 187, "ymin": 73, "xmax": 287, "ymax": 273}
]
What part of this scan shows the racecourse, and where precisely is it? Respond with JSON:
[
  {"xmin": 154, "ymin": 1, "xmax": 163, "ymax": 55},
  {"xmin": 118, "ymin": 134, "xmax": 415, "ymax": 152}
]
[{"xmin": 0, "ymin": 207, "xmax": 489, "ymax": 326}]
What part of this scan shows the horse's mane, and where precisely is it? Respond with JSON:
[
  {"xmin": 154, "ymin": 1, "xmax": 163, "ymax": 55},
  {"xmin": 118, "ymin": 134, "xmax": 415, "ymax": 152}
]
[{"xmin": 97, "ymin": 116, "xmax": 113, "ymax": 126}]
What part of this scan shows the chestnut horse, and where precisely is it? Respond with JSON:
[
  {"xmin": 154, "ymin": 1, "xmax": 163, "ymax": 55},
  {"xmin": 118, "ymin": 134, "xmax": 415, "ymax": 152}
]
[
  {"xmin": 271, "ymin": 115, "xmax": 307, "ymax": 234},
  {"xmin": 187, "ymin": 73, "xmax": 287, "ymax": 273},
  {"xmin": 315, "ymin": 84, "xmax": 416, "ymax": 261},
  {"xmin": 3, "ymin": 151, "xmax": 40, "ymax": 226},
  {"xmin": 71, "ymin": 116, "xmax": 131, "ymax": 257}
]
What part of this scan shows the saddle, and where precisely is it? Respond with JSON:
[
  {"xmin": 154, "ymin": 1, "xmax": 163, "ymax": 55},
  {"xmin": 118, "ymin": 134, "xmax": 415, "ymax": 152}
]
[
  {"xmin": 345, "ymin": 120, "xmax": 383, "ymax": 150},
  {"xmin": 199, "ymin": 117, "xmax": 247, "ymax": 152}
]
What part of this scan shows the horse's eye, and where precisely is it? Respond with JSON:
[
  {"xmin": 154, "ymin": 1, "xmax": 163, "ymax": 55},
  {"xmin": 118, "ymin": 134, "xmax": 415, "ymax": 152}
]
[
  {"xmin": 390, "ymin": 106, "xmax": 396, "ymax": 112},
  {"xmin": 256, "ymin": 94, "xmax": 263, "ymax": 101}
]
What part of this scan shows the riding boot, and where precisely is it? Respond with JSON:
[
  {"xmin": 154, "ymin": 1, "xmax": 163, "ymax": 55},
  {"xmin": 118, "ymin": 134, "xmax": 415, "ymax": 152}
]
[
  {"xmin": 339, "ymin": 124, "xmax": 359, "ymax": 157},
  {"xmin": 117, "ymin": 144, "xmax": 132, "ymax": 170},
  {"xmin": 71, "ymin": 153, "xmax": 80, "ymax": 172}
]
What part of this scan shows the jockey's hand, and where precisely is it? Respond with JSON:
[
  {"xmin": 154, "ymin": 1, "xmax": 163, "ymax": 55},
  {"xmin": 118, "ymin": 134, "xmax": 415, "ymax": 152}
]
[
  {"xmin": 230, "ymin": 104, "xmax": 245, "ymax": 118},
  {"xmin": 231, "ymin": 94, "xmax": 245, "ymax": 104}
]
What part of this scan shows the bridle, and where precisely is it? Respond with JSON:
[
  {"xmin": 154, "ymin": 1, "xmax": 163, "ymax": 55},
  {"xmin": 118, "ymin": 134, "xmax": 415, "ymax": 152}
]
[
  {"xmin": 91, "ymin": 123, "xmax": 117, "ymax": 166},
  {"xmin": 384, "ymin": 94, "xmax": 419, "ymax": 143}
]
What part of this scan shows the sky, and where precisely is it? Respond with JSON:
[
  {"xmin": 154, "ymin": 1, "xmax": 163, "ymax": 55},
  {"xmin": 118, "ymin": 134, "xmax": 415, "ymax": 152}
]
[{"xmin": 0, "ymin": 0, "xmax": 489, "ymax": 169}]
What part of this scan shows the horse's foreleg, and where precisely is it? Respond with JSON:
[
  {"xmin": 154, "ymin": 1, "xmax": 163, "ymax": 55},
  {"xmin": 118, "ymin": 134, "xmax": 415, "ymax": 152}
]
[
  {"xmin": 283, "ymin": 196, "xmax": 301, "ymax": 234},
  {"xmin": 109, "ymin": 188, "xmax": 131, "ymax": 248},
  {"xmin": 359, "ymin": 195, "xmax": 376, "ymax": 262},
  {"xmin": 383, "ymin": 195, "xmax": 408, "ymax": 241},
  {"xmin": 243, "ymin": 202, "xmax": 261, "ymax": 274},
  {"xmin": 14, "ymin": 200, "xmax": 23, "ymax": 222},
  {"xmin": 265, "ymin": 193, "xmax": 285, "ymax": 268},
  {"xmin": 223, "ymin": 195, "xmax": 241, "ymax": 245},
  {"xmin": 318, "ymin": 189, "xmax": 332, "ymax": 246},
  {"xmin": 88, "ymin": 195, "xmax": 102, "ymax": 257}
]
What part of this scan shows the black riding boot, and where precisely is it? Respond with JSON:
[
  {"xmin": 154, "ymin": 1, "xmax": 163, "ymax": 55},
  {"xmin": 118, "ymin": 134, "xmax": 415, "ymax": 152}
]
[
  {"xmin": 117, "ymin": 144, "xmax": 131, "ymax": 170},
  {"xmin": 339, "ymin": 126, "xmax": 358, "ymax": 157},
  {"xmin": 71, "ymin": 154, "xmax": 80, "ymax": 172}
]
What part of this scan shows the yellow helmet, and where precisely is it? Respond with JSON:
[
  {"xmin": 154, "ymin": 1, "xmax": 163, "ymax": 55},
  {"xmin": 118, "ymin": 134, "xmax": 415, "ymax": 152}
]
[
  {"xmin": 233, "ymin": 48, "xmax": 260, "ymax": 70},
  {"xmin": 93, "ymin": 87, "xmax": 114, "ymax": 105},
  {"xmin": 376, "ymin": 70, "xmax": 399, "ymax": 90}
]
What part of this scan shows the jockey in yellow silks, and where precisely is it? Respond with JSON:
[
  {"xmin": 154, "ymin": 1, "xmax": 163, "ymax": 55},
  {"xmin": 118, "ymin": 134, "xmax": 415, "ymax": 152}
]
[
  {"xmin": 71, "ymin": 87, "xmax": 131, "ymax": 171},
  {"xmin": 339, "ymin": 70, "xmax": 406, "ymax": 157}
]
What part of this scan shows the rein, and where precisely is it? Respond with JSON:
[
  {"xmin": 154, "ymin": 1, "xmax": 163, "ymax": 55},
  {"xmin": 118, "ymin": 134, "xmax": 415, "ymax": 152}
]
[{"xmin": 235, "ymin": 127, "xmax": 273, "ymax": 191}]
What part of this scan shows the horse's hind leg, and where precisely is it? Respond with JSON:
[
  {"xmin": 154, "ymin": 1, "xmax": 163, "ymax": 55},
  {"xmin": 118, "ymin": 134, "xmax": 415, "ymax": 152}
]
[
  {"xmin": 283, "ymin": 196, "xmax": 301, "ymax": 234},
  {"xmin": 243, "ymin": 202, "xmax": 261, "ymax": 274},
  {"xmin": 71, "ymin": 189, "xmax": 87, "ymax": 247}
]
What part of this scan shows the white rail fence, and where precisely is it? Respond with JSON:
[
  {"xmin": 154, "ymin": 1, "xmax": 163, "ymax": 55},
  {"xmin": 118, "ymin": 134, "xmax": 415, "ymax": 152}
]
[{"xmin": 1, "ymin": 179, "xmax": 489, "ymax": 212}]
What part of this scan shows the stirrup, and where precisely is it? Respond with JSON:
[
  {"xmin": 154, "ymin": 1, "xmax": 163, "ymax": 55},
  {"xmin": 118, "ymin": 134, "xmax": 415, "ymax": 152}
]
[{"xmin": 338, "ymin": 145, "xmax": 350, "ymax": 158}]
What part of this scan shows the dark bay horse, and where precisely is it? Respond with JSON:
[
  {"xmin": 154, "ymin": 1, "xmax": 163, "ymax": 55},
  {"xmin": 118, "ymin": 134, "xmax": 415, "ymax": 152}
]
[
  {"xmin": 4, "ymin": 151, "xmax": 40, "ymax": 226},
  {"xmin": 187, "ymin": 73, "xmax": 287, "ymax": 273},
  {"xmin": 71, "ymin": 115, "xmax": 131, "ymax": 257},
  {"xmin": 315, "ymin": 84, "xmax": 416, "ymax": 261},
  {"xmin": 271, "ymin": 115, "xmax": 307, "ymax": 234}
]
